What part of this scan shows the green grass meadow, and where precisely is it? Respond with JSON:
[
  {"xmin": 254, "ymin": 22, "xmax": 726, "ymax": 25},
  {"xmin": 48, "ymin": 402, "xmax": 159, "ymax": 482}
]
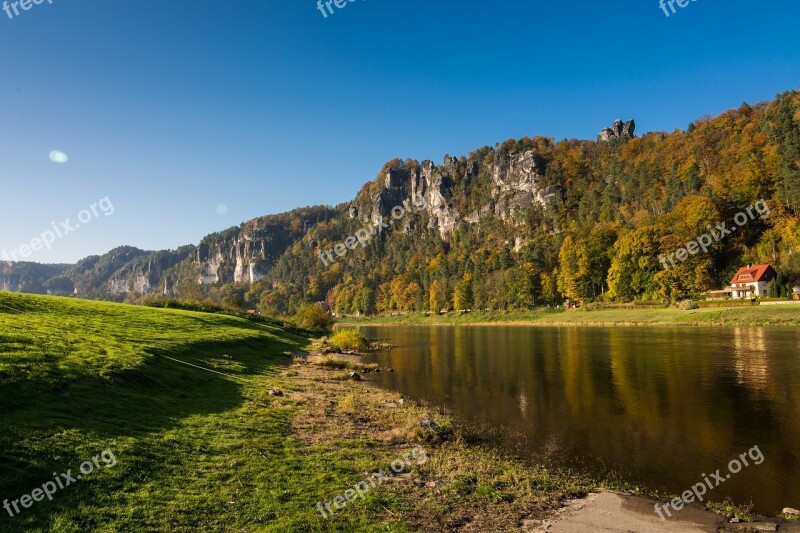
[{"xmin": 0, "ymin": 292, "xmax": 411, "ymax": 532}]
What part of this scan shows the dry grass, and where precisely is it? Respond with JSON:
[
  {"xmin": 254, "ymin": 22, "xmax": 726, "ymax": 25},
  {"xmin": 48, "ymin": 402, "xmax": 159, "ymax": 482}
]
[{"xmin": 285, "ymin": 351, "xmax": 596, "ymax": 532}]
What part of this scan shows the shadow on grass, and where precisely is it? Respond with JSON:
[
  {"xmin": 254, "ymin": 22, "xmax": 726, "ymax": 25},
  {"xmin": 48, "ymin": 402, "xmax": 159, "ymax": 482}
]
[{"xmin": 0, "ymin": 325, "xmax": 308, "ymax": 529}]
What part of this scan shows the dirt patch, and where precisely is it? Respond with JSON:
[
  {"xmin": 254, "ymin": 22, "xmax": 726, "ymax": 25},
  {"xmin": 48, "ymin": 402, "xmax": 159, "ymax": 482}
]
[{"xmin": 523, "ymin": 491, "xmax": 725, "ymax": 532}]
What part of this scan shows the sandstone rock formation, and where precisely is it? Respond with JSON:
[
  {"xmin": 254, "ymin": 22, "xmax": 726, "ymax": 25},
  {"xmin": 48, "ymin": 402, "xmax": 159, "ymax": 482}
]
[
  {"xmin": 490, "ymin": 148, "xmax": 559, "ymax": 220},
  {"xmin": 598, "ymin": 119, "xmax": 636, "ymax": 142},
  {"xmin": 349, "ymin": 147, "xmax": 562, "ymax": 240}
]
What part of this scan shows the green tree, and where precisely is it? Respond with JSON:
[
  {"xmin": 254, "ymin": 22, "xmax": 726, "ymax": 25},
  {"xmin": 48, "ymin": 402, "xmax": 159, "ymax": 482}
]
[
  {"xmin": 294, "ymin": 303, "xmax": 334, "ymax": 331},
  {"xmin": 557, "ymin": 235, "xmax": 586, "ymax": 303},
  {"xmin": 453, "ymin": 273, "xmax": 474, "ymax": 310},
  {"xmin": 764, "ymin": 92, "xmax": 800, "ymax": 213},
  {"xmin": 607, "ymin": 227, "xmax": 662, "ymax": 301},
  {"xmin": 429, "ymin": 279, "xmax": 447, "ymax": 312},
  {"xmin": 504, "ymin": 267, "xmax": 534, "ymax": 309}
]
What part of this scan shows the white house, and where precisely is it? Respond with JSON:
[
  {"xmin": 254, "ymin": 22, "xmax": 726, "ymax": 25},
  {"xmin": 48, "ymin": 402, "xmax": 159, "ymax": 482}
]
[
  {"xmin": 729, "ymin": 264, "xmax": 777, "ymax": 299},
  {"xmin": 709, "ymin": 264, "xmax": 778, "ymax": 300}
]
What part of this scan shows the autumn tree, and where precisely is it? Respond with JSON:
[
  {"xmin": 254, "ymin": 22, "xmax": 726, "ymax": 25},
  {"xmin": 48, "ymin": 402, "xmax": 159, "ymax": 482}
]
[
  {"xmin": 607, "ymin": 226, "xmax": 663, "ymax": 301},
  {"xmin": 453, "ymin": 272, "xmax": 473, "ymax": 310},
  {"xmin": 429, "ymin": 279, "xmax": 447, "ymax": 312}
]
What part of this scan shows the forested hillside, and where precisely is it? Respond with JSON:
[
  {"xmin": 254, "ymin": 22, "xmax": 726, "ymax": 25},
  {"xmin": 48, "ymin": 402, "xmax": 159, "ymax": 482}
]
[
  {"xmin": 4, "ymin": 91, "xmax": 799, "ymax": 314},
  {"xmin": 256, "ymin": 91, "xmax": 800, "ymax": 314}
]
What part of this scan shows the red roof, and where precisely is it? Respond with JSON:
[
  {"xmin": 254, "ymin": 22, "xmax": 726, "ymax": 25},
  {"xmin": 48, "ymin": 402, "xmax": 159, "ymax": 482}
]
[{"xmin": 730, "ymin": 265, "xmax": 775, "ymax": 285}]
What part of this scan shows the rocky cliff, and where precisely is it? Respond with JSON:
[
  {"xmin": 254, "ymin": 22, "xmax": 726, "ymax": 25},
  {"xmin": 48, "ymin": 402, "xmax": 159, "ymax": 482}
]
[
  {"xmin": 598, "ymin": 119, "xmax": 636, "ymax": 142},
  {"xmin": 348, "ymin": 144, "xmax": 561, "ymax": 241},
  {"xmin": 193, "ymin": 207, "xmax": 334, "ymax": 286}
]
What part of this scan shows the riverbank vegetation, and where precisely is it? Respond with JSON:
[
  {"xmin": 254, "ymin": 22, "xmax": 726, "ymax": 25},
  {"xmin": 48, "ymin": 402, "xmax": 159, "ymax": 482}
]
[{"xmin": 339, "ymin": 304, "xmax": 800, "ymax": 327}]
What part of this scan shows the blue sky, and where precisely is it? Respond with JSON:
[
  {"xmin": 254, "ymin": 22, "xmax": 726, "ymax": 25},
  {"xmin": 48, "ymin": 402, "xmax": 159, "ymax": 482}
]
[{"xmin": 0, "ymin": 0, "xmax": 798, "ymax": 263}]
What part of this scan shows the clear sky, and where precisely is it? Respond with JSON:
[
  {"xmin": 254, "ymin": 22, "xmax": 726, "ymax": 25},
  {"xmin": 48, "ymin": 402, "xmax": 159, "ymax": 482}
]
[{"xmin": 1, "ymin": 0, "xmax": 798, "ymax": 263}]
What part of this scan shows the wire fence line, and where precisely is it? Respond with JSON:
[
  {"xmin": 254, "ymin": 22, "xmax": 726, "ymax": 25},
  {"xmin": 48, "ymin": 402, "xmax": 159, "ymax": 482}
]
[{"xmin": 1, "ymin": 298, "xmax": 267, "ymax": 386}]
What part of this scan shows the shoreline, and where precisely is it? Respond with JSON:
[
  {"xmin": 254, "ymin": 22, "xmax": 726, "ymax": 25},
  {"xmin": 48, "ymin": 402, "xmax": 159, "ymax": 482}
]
[
  {"xmin": 337, "ymin": 305, "xmax": 800, "ymax": 328},
  {"xmin": 285, "ymin": 347, "xmax": 787, "ymax": 531}
]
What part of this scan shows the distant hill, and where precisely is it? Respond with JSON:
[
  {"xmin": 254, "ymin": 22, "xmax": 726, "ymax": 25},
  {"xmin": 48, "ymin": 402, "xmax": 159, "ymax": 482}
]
[
  {"xmin": 4, "ymin": 90, "xmax": 799, "ymax": 312},
  {"xmin": 0, "ymin": 262, "xmax": 70, "ymax": 294}
]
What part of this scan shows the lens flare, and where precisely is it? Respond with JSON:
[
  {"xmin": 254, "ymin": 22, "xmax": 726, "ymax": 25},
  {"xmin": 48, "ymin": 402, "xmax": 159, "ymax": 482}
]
[{"xmin": 49, "ymin": 151, "xmax": 68, "ymax": 164}]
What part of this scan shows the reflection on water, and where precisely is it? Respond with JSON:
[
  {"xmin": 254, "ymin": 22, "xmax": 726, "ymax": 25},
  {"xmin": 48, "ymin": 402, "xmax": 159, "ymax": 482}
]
[
  {"xmin": 357, "ymin": 325, "xmax": 800, "ymax": 515},
  {"xmin": 733, "ymin": 328, "xmax": 770, "ymax": 391}
]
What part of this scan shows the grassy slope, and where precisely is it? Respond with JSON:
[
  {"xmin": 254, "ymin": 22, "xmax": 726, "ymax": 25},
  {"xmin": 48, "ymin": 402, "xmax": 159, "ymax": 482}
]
[
  {"xmin": 0, "ymin": 292, "xmax": 414, "ymax": 532},
  {"xmin": 339, "ymin": 305, "xmax": 800, "ymax": 327},
  {"xmin": 1, "ymin": 293, "xmax": 762, "ymax": 532}
]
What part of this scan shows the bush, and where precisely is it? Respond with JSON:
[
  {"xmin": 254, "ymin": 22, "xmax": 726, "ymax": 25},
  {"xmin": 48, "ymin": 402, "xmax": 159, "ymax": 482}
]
[
  {"xmin": 293, "ymin": 303, "xmax": 334, "ymax": 331},
  {"xmin": 414, "ymin": 414, "xmax": 454, "ymax": 444},
  {"xmin": 143, "ymin": 298, "xmax": 226, "ymax": 314},
  {"xmin": 327, "ymin": 329, "xmax": 368, "ymax": 352},
  {"xmin": 317, "ymin": 357, "xmax": 355, "ymax": 370},
  {"xmin": 678, "ymin": 299, "xmax": 700, "ymax": 310},
  {"xmin": 698, "ymin": 300, "xmax": 758, "ymax": 308}
]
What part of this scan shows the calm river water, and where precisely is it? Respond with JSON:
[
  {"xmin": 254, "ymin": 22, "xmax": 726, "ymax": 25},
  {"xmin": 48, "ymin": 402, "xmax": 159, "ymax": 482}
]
[{"xmin": 355, "ymin": 325, "xmax": 800, "ymax": 515}]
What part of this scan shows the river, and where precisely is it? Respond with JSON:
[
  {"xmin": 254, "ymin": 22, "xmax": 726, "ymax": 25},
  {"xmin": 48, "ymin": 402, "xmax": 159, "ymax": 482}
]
[{"xmin": 355, "ymin": 325, "xmax": 800, "ymax": 515}]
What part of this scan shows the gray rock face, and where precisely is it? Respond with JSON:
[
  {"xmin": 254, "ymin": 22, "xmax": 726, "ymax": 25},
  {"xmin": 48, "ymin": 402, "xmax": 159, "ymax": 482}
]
[
  {"xmin": 598, "ymin": 119, "xmax": 636, "ymax": 142},
  {"xmin": 443, "ymin": 154, "xmax": 458, "ymax": 175},
  {"xmin": 385, "ymin": 168, "xmax": 411, "ymax": 189},
  {"xmin": 360, "ymin": 158, "xmax": 460, "ymax": 238},
  {"xmin": 490, "ymin": 149, "xmax": 557, "ymax": 220},
  {"xmin": 109, "ymin": 270, "xmax": 151, "ymax": 294},
  {"xmin": 464, "ymin": 203, "xmax": 493, "ymax": 224},
  {"xmin": 196, "ymin": 243, "xmax": 227, "ymax": 284},
  {"xmin": 420, "ymin": 160, "xmax": 459, "ymax": 236},
  {"xmin": 232, "ymin": 223, "xmax": 270, "ymax": 283},
  {"xmin": 195, "ymin": 221, "xmax": 271, "ymax": 285},
  {"xmin": 623, "ymin": 119, "xmax": 636, "ymax": 137},
  {"xmin": 354, "ymin": 149, "xmax": 561, "ymax": 239},
  {"xmin": 368, "ymin": 168, "xmax": 414, "ymax": 232},
  {"xmin": 491, "ymin": 150, "xmax": 543, "ymax": 194},
  {"xmin": 104, "ymin": 249, "xmax": 192, "ymax": 295}
]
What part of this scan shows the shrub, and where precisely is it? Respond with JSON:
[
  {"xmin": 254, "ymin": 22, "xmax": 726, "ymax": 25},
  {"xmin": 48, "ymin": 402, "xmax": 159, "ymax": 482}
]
[
  {"xmin": 327, "ymin": 329, "xmax": 368, "ymax": 352},
  {"xmin": 678, "ymin": 299, "xmax": 700, "ymax": 310},
  {"xmin": 317, "ymin": 357, "xmax": 354, "ymax": 370},
  {"xmin": 142, "ymin": 298, "xmax": 226, "ymax": 314},
  {"xmin": 293, "ymin": 303, "xmax": 334, "ymax": 331},
  {"xmin": 414, "ymin": 414, "xmax": 454, "ymax": 444}
]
